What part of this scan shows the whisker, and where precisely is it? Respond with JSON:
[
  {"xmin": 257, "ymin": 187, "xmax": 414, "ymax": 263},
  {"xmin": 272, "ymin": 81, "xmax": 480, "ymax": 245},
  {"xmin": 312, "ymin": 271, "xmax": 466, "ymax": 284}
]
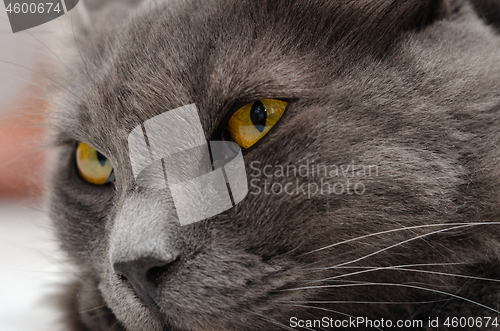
[
  {"xmin": 302, "ymin": 222, "xmax": 500, "ymax": 256},
  {"xmin": 0, "ymin": 60, "xmax": 81, "ymax": 101},
  {"xmin": 277, "ymin": 282, "xmax": 500, "ymax": 314},
  {"xmin": 303, "ymin": 262, "xmax": 489, "ymax": 282},
  {"xmin": 331, "ymin": 262, "xmax": 467, "ymax": 269},
  {"xmin": 310, "ymin": 266, "xmax": 500, "ymax": 284},
  {"xmin": 70, "ymin": 9, "xmax": 93, "ymax": 83},
  {"xmin": 302, "ymin": 262, "xmax": 468, "ymax": 276},
  {"xmin": 274, "ymin": 299, "xmax": 448, "ymax": 305},
  {"xmin": 33, "ymin": 245, "xmax": 94, "ymax": 286},
  {"xmin": 242, "ymin": 309, "xmax": 304, "ymax": 331},
  {"xmin": 107, "ymin": 320, "xmax": 121, "ymax": 331},
  {"xmin": 79, "ymin": 304, "xmax": 108, "ymax": 314},
  {"xmin": 274, "ymin": 239, "xmax": 306, "ymax": 259},
  {"xmin": 306, "ymin": 223, "xmax": 499, "ymax": 272},
  {"xmin": 0, "ymin": 148, "xmax": 45, "ymax": 171},
  {"xmin": 391, "ymin": 267, "xmax": 500, "ymax": 283},
  {"xmin": 0, "ymin": 71, "xmax": 51, "ymax": 92},
  {"xmin": 0, "ymin": 17, "xmax": 77, "ymax": 78},
  {"xmin": 274, "ymin": 304, "xmax": 383, "ymax": 331}
]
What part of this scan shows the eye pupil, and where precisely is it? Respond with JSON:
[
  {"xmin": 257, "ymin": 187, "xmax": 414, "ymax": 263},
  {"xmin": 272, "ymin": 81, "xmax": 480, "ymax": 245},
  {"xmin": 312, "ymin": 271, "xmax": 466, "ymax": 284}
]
[
  {"xmin": 250, "ymin": 101, "xmax": 267, "ymax": 132},
  {"xmin": 227, "ymin": 99, "xmax": 287, "ymax": 149},
  {"xmin": 96, "ymin": 150, "xmax": 107, "ymax": 166}
]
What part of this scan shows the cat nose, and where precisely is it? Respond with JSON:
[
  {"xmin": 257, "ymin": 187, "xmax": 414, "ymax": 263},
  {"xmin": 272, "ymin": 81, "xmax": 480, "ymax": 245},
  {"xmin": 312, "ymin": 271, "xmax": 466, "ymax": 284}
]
[
  {"xmin": 113, "ymin": 254, "xmax": 181, "ymax": 306},
  {"xmin": 109, "ymin": 189, "xmax": 184, "ymax": 307}
]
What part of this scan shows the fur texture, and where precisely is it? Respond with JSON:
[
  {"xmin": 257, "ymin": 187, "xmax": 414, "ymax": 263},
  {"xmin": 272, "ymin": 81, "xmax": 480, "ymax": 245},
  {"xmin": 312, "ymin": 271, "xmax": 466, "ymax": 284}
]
[{"xmin": 48, "ymin": 0, "xmax": 500, "ymax": 330}]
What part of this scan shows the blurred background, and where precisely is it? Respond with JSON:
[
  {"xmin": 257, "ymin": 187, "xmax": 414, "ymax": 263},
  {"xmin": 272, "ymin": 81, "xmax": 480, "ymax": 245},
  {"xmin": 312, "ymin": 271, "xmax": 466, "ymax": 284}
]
[{"xmin": 0, "ymin": 4, "xmax": 72, "ymax": 331}]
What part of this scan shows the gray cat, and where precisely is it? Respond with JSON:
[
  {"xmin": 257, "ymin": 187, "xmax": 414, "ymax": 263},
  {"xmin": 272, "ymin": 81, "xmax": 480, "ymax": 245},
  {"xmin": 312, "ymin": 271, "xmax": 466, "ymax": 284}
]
[{"xmin": 47, "ymin": 0, "xmax": 500, "ymax": 330}]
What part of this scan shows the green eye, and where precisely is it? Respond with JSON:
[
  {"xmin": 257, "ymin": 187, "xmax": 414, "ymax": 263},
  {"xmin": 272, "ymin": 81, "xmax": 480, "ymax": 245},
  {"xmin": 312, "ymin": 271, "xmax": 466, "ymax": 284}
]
[
  {"xmin": 227, "ymin": 99, "xmax": 287, "ymax": 149},
  {"xmin": 76, "ymin": 142, "xmax": 115, "ymax": 185}
]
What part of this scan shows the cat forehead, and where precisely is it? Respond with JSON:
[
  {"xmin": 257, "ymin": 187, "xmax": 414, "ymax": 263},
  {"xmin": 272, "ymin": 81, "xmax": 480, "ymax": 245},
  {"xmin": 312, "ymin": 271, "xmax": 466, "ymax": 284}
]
[
  {"xmin": 60, "ymin": 0, "xmax": 450, "ymax": 148},
  {"xmin": 78, "ymin": 0, "xmax": 449, "ymax": 61}
]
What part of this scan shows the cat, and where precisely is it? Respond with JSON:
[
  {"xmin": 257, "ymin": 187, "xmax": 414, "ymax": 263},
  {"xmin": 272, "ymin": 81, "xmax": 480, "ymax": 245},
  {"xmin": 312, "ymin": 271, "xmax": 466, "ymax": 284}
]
[{"xmin": 46, "ymin": 0, "xmax": 500, "ymax": 330}]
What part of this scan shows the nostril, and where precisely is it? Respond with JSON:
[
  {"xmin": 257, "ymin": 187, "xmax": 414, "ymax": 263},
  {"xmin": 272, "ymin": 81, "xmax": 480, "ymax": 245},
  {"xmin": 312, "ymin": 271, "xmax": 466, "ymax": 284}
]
[
  {"xmin": 112, "ymin": 254, "xmax": 182, "ymax": 306},
  {"xmin": 146, "ymin": 256, "xmax": 181, "ymax": 287},
  {"xmin": 118, "ymin": 273, "xmax": 129, "ymax": 282}
]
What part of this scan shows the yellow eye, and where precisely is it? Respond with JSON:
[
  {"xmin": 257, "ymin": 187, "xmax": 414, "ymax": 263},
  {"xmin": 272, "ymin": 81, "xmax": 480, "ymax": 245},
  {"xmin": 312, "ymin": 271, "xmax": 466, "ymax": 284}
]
[
  {"xmin": 227, "ymin": 99, "xmax": 287, "ymax": 149},
  {"xmin": 76, "ymin": 142, "xmax": 115, "ymax": 185}
]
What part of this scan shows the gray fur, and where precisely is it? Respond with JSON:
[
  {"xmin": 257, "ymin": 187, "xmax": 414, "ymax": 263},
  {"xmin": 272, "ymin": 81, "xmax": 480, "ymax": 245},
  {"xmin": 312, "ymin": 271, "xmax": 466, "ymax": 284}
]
[{"xmin": 48, "ymin": 0, "xmax": 500, "ymax": 330}]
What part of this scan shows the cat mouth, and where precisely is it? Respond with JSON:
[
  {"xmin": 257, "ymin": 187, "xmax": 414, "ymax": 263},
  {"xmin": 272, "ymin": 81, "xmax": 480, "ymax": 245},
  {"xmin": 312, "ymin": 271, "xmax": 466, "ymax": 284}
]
[{"xmin": 103, "ymin": 249, "xmax": 304, "ymax": 331}]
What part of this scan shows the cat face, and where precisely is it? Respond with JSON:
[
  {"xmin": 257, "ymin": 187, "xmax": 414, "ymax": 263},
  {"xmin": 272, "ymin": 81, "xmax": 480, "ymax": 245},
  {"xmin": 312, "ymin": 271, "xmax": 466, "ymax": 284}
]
[{"xmin": 48, "ymin": 0, "xmax": 500, "ymax": 330}]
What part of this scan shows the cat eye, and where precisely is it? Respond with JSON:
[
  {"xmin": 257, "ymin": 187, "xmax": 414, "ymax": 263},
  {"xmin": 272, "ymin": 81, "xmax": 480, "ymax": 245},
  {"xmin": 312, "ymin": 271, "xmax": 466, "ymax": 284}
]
[
  {"xmin": 227, "ymin": 99, "xmax": 287, "ymax": 149},
  {"xmin": 76, "ymin": 142, "xmax": 115, "ymax": 185}
]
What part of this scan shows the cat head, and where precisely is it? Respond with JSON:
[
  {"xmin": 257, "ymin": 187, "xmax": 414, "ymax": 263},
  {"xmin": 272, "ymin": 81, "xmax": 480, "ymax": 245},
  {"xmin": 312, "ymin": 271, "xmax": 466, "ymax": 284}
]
[{"xmin": 48, "ymin": 0, "xmax": 500, "ymax": 330}]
